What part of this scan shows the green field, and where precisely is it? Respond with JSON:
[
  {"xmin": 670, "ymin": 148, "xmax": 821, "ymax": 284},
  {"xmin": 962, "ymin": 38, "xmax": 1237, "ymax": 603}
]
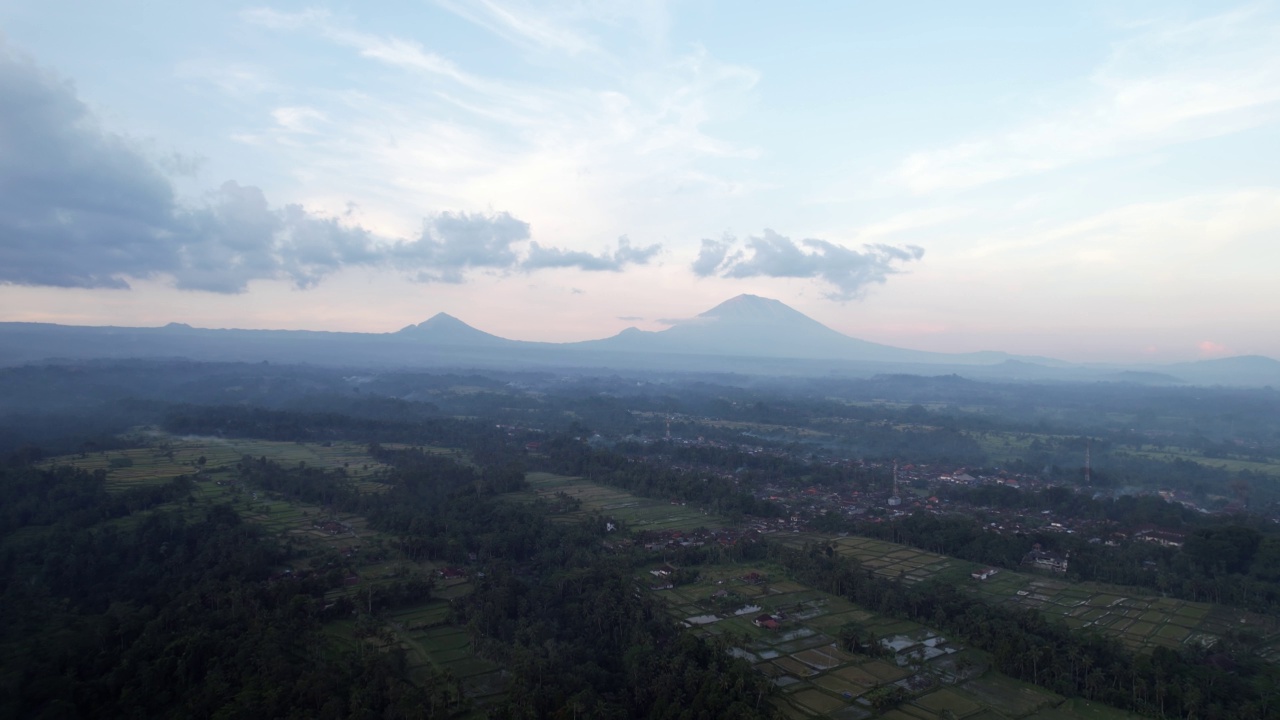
[
  {"xmin": 1116, "ymin": 448, "xmax": 1280, "ymax": 478},
  {"xmin": 964, "ymin": 430, "xmax": 1082, "ymax": 465},
  {"xmin": 49, "ymin": 434, "xmax": 397, "ymax": 492},
  {"xmin": 514, "ymin": 472, "xmax": 721, "ymax": 531}
]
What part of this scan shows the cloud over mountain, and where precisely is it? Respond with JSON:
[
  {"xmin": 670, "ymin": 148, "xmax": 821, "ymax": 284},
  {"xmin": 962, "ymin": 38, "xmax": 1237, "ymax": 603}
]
[
  {"xmin": 523, "ymin": 236, "xmax": 661, "ymax": 272},
  {"xmin": 0, "ymin": 44, "xmax": 647, "ymax": 293},
  {"xmin": 392, "ymin": 211, "xmax": 531, "ymax": 284},
  {"xmin": 692, "ymin": 229, "xmax": 924, "ymax": 300}
]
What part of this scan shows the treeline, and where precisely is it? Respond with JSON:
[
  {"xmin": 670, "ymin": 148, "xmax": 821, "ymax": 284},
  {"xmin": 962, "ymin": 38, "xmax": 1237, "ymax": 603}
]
[
  {"xmin": 458, "ymin": 560, "xmax": 776, "ymax": 719},
  {"xmin": 533, "ymin": 434, "xmax": 783, "ymax": 518},
  {"xmin": 165, "ymin": 404, "xmax": 424, "ymax": 444},
  {"xmin": 773, "ymin": 542, "xmax": 1280, "ymax": 719},
  {"xmin": 620, "ymin": 443, "xmax": 885, "ymax": 492},
  {"xmin": 939, "ymin": 484, "xmax": 1199, "ymax": 526},
  {"xmin": 830, "ymin": 503, "xmax": 1280, "ymax": 614},
  {"xmin": 0, "ymin": 464, "xmax": 191, "ymax": 536}
]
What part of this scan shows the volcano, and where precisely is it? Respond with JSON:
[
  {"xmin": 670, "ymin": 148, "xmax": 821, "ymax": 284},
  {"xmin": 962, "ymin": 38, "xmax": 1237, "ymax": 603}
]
[{"xmin": 575, "ymin": 294, "xmax": 979, "ymax": 364}]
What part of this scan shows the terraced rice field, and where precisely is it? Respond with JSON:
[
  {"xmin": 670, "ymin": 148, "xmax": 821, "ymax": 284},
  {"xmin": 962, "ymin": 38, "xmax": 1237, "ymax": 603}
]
[
  {"xmin": 646, "ymin": 562, "xmax": 1139, "ymax": 720},
  {"xmin": 836, "ymin": 537, "xmax": 959, "ymax": 584},
  {"xmin": 383, "ymin": 605, "xmax": 506, "ymax": 703},
  {"xmin": 784, "ymin": 533, "xmax": 1280, "ymax": 656},
  {"xmin": 51, "ymin": 435, "xmax": 396, "ymax": 494},
  {"xmin": 517, "ymin": 472, "xmax": 720, "ymax": 531}
]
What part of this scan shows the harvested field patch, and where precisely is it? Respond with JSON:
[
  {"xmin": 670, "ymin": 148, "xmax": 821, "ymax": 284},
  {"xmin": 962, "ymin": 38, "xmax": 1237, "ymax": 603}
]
[
  {"xmin": 831, "ymin": 665, "xmax": 880, "ymax": 687},
  {"xmin": 962, "ymin": 674, "xmax": 1060, "ymax": 717},
  {"xmin": 775, "ymin": 656, "xmax": 818, "ymax": 677},
  {"xmin": 793, "ymin": 647, "xmax": 843, "ymax": 670},
  {"xmin": 862, "ymin": 660, "xmax": 910, "ymax": 683},
  {"xmin": 813, "ymin": 674, "xmax": 866, "ymax": 699},
  {"xmin": 914, "ymin": 688, "xmax": 981, "ymax": 717},
  {"xmin": 1127, "ymin": 621, "xmax": 1155, "ymax": 636},
  {"xmin": 793, "ymin": 688, "xmax": 851, "ymax": 715}
]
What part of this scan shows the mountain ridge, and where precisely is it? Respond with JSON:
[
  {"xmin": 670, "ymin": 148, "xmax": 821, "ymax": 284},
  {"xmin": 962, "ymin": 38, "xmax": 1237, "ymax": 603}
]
[{"xmin": 0, "ymin": 295, "xmax": 1275, "ymax": 386}]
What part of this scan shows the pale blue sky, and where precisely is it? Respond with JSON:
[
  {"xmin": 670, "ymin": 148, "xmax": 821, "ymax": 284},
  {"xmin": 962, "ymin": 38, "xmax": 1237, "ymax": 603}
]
[{"xmin": 1, "ymin": 1, "xmax": 1277, "ymax": 362}]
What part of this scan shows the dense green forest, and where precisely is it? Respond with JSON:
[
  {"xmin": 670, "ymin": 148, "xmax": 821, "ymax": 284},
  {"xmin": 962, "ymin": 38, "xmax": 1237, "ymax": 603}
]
[
  {"xmin": 0, "ymin": 465, "xmax": 446, "ymax": 718},
  {"xmin": 0, "ymin": 424, "xmax": 777, "ymax": 719}
]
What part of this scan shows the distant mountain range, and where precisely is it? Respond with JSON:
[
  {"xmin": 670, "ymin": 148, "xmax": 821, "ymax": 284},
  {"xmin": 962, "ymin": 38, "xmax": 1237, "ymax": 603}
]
[
  {"xmin": 566, "ymin": 294, "xmax": 1078, "ymax": 367},
  {"xmin": 2, "ymin": 294, "xmax": 1278, "ymax": 387}
]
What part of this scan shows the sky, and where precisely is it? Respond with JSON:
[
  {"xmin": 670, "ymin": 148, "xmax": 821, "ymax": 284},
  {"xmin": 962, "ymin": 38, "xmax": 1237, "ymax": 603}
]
[{"xmin": 1, "ymin": 1, "xmax": 1278, "ymax": 364}]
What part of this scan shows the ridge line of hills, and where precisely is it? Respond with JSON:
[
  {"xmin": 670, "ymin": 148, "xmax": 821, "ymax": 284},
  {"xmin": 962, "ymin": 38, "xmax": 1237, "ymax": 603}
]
[{"xmin": 2, "ymin": 294, "xmax": 1278, "ymax": 387}]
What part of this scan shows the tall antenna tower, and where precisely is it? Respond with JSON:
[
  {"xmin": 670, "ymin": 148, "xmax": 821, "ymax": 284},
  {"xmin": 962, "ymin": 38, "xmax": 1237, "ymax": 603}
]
[
  {"xmin": 888, "ymin": 459, "xmax": 902, "ymax": 507},
  {"xmin": 1085, "ymin": 439, "xmax": 1092, "ymax": 485}
]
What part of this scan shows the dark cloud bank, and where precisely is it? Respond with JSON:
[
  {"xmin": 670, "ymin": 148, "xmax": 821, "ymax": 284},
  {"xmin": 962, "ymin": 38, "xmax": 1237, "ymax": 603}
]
[
  {"xmin": 0, "ymin": 44, "xmax": 657, "ymax": 293},
  {"xmin": 692, "ymin": 229, "xmax": 924, "ymax": 300}
]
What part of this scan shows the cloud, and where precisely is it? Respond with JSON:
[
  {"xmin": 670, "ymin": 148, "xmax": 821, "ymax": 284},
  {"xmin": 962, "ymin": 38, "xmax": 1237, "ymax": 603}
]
[
  {"xmin": 1197, "ymin": 340, "xmax": 1230, "ymax": 358},
  {"xmin": 895, "ymin": 7, "xmax": 1280, "ymax": 193},
  {"xmin": 393, "ymin": 210, "xmax": 531, "ymax": 283},
  {"xmin": 0, "ymin": 43, "xmax": 379, "ymax": 294},
  {"xmin": 240, "ymin": 6, "xmax": 760, "ymax": 247},
  {"xmin": 616, "ymin": 315, "xmax": 644, "ymax": 321},
  {"xmin": 691, "ymin": 236, "xmax": 735, "ymax": 277},
  {"xmin": 0, "ymin": 42, "xmax": 180, "ymax": 289},
  {"xmin": 0, "ymin": 45, "xmax": 645, "ymax": 292},
  {"xmin": 692, "ymin": 229, "xmax": 924, "ymax": 300},
  {"xmin": 169, "ymin": 181, "xmax": 382, "ymax": 292},
  {"xmin": 434, "ymin": 0, "xmax": 601, "ymax": 57},
  {"xmin": 522, "ymin": 236, "xmax": 660, "ymax": 272}
]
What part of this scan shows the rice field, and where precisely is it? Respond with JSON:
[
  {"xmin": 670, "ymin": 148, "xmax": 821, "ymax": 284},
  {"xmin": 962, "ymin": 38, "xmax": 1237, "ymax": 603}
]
[
  {"xmin": 383, "ymin": 607, "xmax": 507, "ymax": 704},
  {"xmin": 514, "ymin": 472, "xmax": 722, "ymax": 531},
  {"xmin": 782, "ymin": 533, "xmax": 1280, "ymax": 656},
  {"xmin": 48, "ymin": 434, "xmax": 396, "ymax": 494},
  {"xmin": 1116, "ymin": 448, "xmax": 1280, "ymax": 478},
  {"xmin": 645, "ymin": 562, "xmax": 1141, "ymax": 720}
]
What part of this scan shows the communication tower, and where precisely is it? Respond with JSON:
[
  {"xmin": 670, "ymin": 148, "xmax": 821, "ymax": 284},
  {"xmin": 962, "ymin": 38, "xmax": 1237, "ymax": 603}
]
[{"xmin": 888, "ymin": 459, "xmax": 902, "ymax": 507}]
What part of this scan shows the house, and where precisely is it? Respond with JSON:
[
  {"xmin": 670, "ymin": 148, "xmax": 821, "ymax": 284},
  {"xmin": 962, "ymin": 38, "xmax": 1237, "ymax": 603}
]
[
  {"xmin": 971, "ymin": 568, "xmax": 999, "ymax": 581},
  {"xmin": 650, "ymin": 564, "xmax": 677, "ymax": 578},
  {"xmin": 753, "ymin": 614, "xmax": 780, "ymax": 630},
  {"xmin": 1022, "ymin": 549, "xmax": 1068, "ymax": 573},
  {"xmin": 438, "ymin": 567, "xmax": 467, "ymax": 579},
  {"xmin": 1137, "ymin": 528, "xmax": 1186, "ymax": 548}
]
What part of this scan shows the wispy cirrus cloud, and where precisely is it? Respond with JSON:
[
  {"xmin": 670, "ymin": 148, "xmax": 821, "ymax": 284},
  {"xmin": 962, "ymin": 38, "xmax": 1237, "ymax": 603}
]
[
  {"xmin": 895, "ymin": 6, "xmax": 1280, "ymax": 193},
  {"xmin": 433, "ymin": 0, "xmax": 602, "ymax": 57},
  {"xmin": 238, "ymin": 4, "xmax": 759, "ymax": 253}
]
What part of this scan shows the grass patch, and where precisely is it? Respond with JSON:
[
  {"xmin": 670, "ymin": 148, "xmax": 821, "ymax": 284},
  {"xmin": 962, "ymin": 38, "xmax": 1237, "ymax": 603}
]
[
  {"xmin": 962, "ymin": 673, "xmax": 1061, "ymax": 717},
  {"xmin": 793, "ymin": 688, "xmax": 850, "ymax": 715},
  {"xmin": 914, "ymin": 688, "xmax": 981, "ymax": 718}
]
